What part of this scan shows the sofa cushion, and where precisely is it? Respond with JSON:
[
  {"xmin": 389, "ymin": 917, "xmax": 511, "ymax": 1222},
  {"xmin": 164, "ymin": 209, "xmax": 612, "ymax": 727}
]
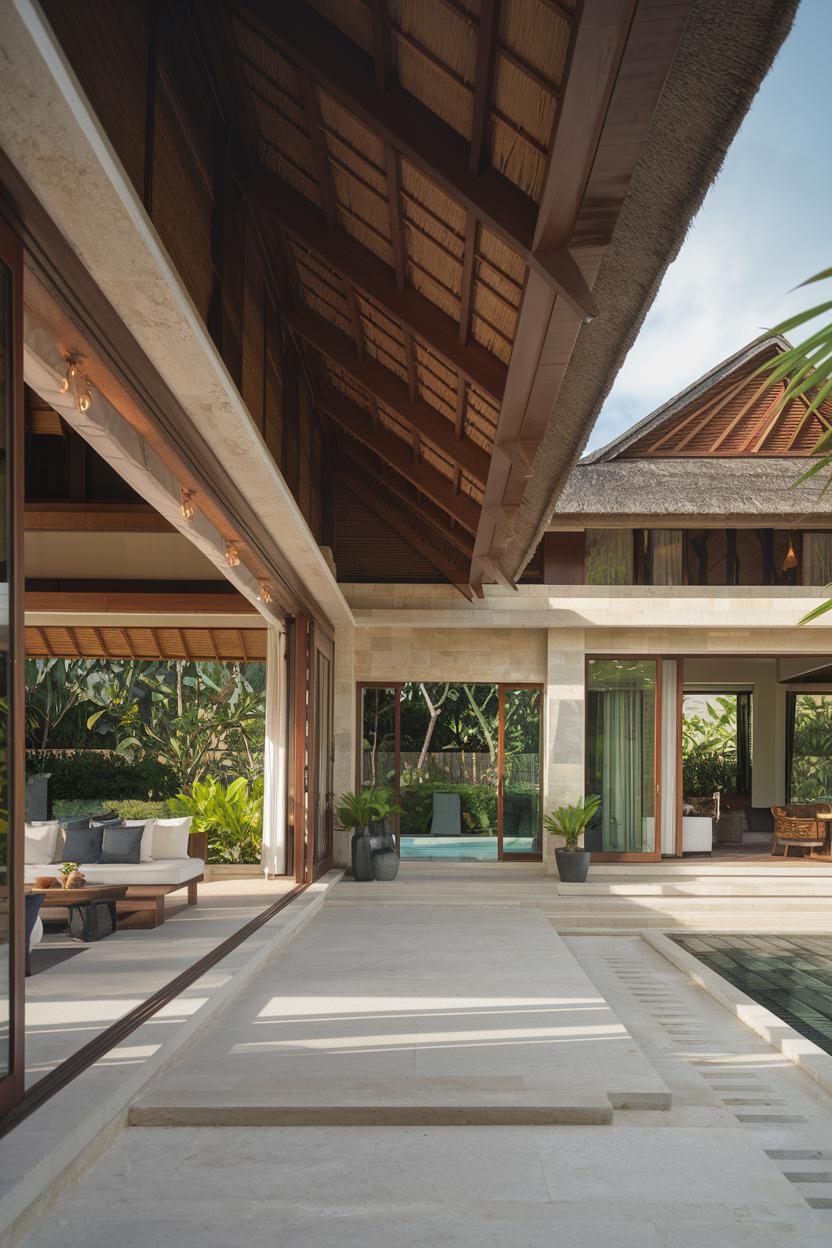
[
  {"xmin": 124, "ymin": 818, "xmax": 157, "ymax": 863},
  {"xmin": 152, "ymin": 817, "xmax": 192, "ymax": 860},
  {"xmin": 24, "ymin": 820, "xmax": 61, "ymax": 865},
  {"xmin": 24, "ymin": 859, "xmax": 204, "ymax": 886},
  {"xmin": 100, "ymin": 824, "xmax": 143, "ymax": 865},
  {"xmin": 62, "ymin": 825, "xmax": 103, "ymax": 864}
]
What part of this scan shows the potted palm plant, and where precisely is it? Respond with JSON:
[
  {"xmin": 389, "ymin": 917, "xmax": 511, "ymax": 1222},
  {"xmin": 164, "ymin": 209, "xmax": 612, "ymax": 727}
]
[
  {"xmin": 336, "ymin": 787, "xmax": 399, "ymax": 881},
  {"xmin": 543, "ymin": 795, "xmax": 601, "ymax": 883}
]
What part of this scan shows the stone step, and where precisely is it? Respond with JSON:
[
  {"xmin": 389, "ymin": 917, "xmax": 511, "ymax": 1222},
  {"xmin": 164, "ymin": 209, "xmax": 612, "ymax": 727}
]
[{"xmin": 557, "ymin": 881, "xmax": 832, "ymax": 897}]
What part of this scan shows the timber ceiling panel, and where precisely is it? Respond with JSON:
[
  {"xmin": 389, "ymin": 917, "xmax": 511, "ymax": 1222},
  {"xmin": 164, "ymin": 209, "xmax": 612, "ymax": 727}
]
[
  {"xmin": 229, "ymin": 0, "xmax": 697, "ymax": 590},
  {"xmin": 26, "ymin": 626, "xmax": 267, "ymax": 661}
]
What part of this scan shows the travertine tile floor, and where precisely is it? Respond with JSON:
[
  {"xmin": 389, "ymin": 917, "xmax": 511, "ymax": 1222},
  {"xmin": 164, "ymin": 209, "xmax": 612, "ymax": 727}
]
[{"xmin": 18, "ymin": 901, "xmax": 832, "ymax": 1247}]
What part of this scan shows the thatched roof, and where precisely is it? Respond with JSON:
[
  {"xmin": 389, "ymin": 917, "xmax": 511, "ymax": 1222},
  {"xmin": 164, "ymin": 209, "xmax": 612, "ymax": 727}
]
[
  {"xmin": 504, "ymin": 0, "xmax": 799, "ymax": 579},
  {"xmin": 233, "ymin": 0, "xmax": 797, "ymax": 590}
]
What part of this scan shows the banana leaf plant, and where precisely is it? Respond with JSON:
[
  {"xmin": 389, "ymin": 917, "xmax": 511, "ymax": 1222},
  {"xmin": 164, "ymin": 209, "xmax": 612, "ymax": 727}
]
[{"xmin": 335, "ymin": 787, "xmax": 399, "ymax": 833}]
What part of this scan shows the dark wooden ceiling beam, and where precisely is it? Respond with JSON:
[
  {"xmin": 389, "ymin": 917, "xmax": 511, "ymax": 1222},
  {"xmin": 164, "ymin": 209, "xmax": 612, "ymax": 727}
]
[
  {"xmin": 337, "ymin": 435, "xmax": 475, "ymax": 558},
  {"xmin": 340, "ymin": 466, "xmax": 472, "ymax": 595},
  {"xmin": 237, "ymin": 1, "xmax": 591, "ymax": 307},
  {"xmin": 471, "ymin": 0, "xmax": 691, "ymax": 585},
  {"xmin": 247, "ymin": 163, "xmax": 505, "ymax": 402},
  {"xmin": 317, "ymin": 382, "xmax": 481, "ymax": 532},
  {"xmin": 287, "ymin": 307, "xmax": 490, "ymax": 481},
  {"xmin": 469, "ymin": 0, "xmax": 500, "ymax": 175}
]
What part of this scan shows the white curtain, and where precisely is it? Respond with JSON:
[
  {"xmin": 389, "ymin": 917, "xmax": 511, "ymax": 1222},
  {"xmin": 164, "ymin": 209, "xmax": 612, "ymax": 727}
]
[
  {"xmin": 585, "ymin": 529, "xmax": 633, "ymax": 584},
  {"xmin": 803, "ymin": 533, "xmax": 832, "ymax": 586},
  {"xmin": 651, "ymin": 530, "xmax": 683, "ymax": 585},
  {"xmin": 261, "ymin": 625, "xmax": 288, "ymax": 877}
]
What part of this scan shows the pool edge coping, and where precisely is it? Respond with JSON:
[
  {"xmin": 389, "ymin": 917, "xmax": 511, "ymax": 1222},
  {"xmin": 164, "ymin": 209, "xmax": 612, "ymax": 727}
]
[{"xmin": 641, "ymin": 930, "xmax": 832, "ymax": 1099}]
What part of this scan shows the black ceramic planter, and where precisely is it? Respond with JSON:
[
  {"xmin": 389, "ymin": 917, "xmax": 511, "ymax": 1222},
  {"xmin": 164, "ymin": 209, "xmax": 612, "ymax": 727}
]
[
  {"xmin": 351, "ymin": 829, "xmax": 374, "ymax": 881},
  {"xmin": 555, "ymin": 848, "xmax": 591, "ymax": 883}
]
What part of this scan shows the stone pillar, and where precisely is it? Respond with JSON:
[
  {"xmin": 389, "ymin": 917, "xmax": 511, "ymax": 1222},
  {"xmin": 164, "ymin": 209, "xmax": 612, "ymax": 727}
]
[
  {"xmin": 752, "ymin": 662, "xmax": 787, "ymax": 807},
  {"xmin": 543, "ymin": 629, "xmax": 586, "ymax": 872},
  {"xmin": 332, "ymin": 622, "xmax": 357, "ymax": 867}
]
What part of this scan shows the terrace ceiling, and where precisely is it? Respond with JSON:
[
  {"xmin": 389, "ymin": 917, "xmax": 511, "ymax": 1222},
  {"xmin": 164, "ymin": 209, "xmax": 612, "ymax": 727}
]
[{"xmin": 224, "ymin": 0, "xmax": 699, "ymax": 593}]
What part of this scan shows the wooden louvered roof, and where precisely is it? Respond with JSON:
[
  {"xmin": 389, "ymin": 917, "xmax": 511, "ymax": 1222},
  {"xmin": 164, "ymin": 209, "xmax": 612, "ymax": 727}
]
[
  {"xmin": 26, "ymin": 625, "xmax": 267, "ymax": 662},
  {"xmin": 588, "ymin": 337, "xmax": 832, "ymax": 463},
  {"xmin": 231, "ymin": 0, "xmax": 707, "ymax": 590}
]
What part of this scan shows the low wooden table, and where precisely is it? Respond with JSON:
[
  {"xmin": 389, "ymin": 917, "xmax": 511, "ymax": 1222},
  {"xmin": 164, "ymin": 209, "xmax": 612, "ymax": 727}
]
[{"xmin": 26, "ymin": 883, "xmax": 128, "ymax": 942}]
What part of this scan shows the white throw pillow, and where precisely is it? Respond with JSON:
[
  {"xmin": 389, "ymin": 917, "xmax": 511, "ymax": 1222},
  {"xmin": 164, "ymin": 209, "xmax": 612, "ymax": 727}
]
[
  {"xmin": 151, "ymin": 817, "xmax": 193, "ymax": 860},
  {"xmin": 123, "ymin": 819, "xmax": 157, "ymax": 863},
  {"xmin": 24, "ymin": 820, "xmax": 61, "ymax": 865}
]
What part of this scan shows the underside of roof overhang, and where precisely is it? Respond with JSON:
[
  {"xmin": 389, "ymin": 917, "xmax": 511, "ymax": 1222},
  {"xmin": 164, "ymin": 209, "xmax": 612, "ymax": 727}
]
[{"xmin": 213, "ymin": 0, "xmax": 797, "ymax": 592}]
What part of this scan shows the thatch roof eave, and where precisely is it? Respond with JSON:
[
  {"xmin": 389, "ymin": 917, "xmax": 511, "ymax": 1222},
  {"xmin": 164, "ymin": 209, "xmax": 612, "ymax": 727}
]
[{"xmin": 503, "ymin": 0, "xmax": 799, "ymax": 580}]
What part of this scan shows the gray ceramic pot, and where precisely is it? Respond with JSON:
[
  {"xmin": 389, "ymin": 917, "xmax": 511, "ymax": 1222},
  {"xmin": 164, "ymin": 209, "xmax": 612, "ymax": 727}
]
[{"xmin": 555, "ymin": 848, "xmax": 591, "ymax": 883}]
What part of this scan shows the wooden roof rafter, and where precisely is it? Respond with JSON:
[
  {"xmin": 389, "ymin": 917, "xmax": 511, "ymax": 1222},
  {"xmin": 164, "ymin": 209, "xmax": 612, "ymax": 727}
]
[
  {"xmin": 337, "ymin": 433, "xmax": 475, "ymax": 559},
  {"xmin": 235, "ymin": 2, "xmax": 596, "ymax": 321},
  {"xmin": 339, "ymin": 459, "xmax": 474, "ymax": 598},
  {"xmin": 317, "ymin": 380, "xmax": 480, "ymax": 532},
  {"xmin": 289, "ymin": 306, "xmax": 490, "ymax": 481},
  {"xmin": 248, "ymin": 163, "xmax": 506, "ymax": 402}
]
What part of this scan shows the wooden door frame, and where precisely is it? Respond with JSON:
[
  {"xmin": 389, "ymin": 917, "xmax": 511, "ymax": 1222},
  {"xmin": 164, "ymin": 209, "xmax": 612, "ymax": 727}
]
[
  {"xmin": 355, "ymin": 681, "xmax": 543, "ymax": 862},
  {"xmin": 288, "ymin": 613, "xmax": 309, "ymax": 884},
  {"xmin": 584, "ymin": 655, "xmax": 663, "ymax": 862},
  {"xmin": 0, "ymin": 213, "xmax": 25, "ymax": 1118},
  {"xmin": 308, "ymin": 624, "xmax": 334, "ymax": 880},
  {"xmin": 498, "ymin": 683, "xmax": 544, "ymax": 862}
]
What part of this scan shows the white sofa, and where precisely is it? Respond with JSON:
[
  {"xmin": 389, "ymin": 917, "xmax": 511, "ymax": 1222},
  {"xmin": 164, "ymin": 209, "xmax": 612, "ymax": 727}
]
[{"xmin": 25, "ymin": 816, "xmax": 206, "ymax": 928}]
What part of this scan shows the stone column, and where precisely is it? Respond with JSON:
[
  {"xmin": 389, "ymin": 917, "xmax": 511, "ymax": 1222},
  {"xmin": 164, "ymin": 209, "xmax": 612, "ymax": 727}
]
[
  {"xmin": 332, "ymin": 622, "xmax": 357, "ymax": 867},
  {"xmin": 543, "ymin": 629, "xmax": 586, "ymax": 872}
]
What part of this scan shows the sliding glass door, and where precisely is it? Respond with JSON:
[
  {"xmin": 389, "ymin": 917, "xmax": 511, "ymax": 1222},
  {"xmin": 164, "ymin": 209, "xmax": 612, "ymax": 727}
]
[
  {"xmin": 357, "ymin": 682, "xmax": 543, "ymax": 861},
  {"xmin": 586, "ymin": 658, "xmax": 660, "ymax": 860}
]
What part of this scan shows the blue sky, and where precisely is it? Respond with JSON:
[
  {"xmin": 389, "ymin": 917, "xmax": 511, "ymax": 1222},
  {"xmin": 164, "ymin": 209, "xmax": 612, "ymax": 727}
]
[{"xmin": 587, "ymin": 0, "xmax": 832, "ymax": 453}]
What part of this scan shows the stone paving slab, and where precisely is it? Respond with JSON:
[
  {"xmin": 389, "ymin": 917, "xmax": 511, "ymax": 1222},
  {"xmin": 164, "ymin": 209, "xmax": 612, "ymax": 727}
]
[{"xmin": 131, "ymin": 900, "xmax": 670, "ymax": 1124}]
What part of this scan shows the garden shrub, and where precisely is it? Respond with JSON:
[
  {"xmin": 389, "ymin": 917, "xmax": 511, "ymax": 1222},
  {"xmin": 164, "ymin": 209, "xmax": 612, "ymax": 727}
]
[
  {"xmin": 26, "ymin": 751, "xmax": 179, "ymax": 800},
  {"xmin": 400, "ymin": 781, "xmax": 498, "ymax": 837},
  {"xmin": 52, "ymin": 798, "xmax": 169, "ymax": 820}
]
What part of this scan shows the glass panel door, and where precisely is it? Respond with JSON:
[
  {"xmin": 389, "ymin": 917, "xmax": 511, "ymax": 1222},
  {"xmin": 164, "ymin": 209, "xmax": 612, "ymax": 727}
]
[
  {"xmin": 0, "ymin": 217, "xmax": 22, "ymax": 1116},
  {"xmin": 398, "ymin": 682, "xmax": 499, "ymax": 861},
  {"xmin": 500, "ymin": 687, "xmax": 542, "ymax": 858},
  {"xmin": 586, "ymin": 659, "xmax": 659, "ymax": 858},
  {"xmin": 308, "ymin": 628, "xmax": 334, "ymax": 879}
]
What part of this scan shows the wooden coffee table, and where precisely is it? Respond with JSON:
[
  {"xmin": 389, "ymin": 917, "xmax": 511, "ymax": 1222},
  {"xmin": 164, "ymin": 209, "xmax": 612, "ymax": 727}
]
[{"xmin": 27, "ymin": 884, "xmax": 128, "ymax": 942}]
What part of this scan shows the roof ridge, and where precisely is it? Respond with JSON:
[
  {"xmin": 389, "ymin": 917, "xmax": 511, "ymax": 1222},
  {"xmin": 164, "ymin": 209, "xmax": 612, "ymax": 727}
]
[{"xmin": 582, "ymin": 332, "xmax": 792, "ymax": 463}]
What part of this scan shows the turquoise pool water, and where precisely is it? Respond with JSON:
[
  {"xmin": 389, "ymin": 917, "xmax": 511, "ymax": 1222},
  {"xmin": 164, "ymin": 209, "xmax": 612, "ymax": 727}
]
[{"xmin": 400, "ymin": 836, "xmax": 534, "ymax": 861}]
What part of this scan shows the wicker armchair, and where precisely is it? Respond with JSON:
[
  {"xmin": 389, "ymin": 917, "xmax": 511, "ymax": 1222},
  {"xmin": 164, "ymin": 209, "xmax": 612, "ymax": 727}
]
[{"xmin": 770, "ymin": 805, "xmax": 828, "ymax": 857}]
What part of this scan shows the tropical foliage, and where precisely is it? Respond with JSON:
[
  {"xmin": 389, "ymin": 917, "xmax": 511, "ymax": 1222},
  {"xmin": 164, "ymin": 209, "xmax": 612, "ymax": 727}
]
[
  {"xmin": 26, "ymin": 658, "xmax": 266, "ymax": 791},
  {"xmin": 167, "ymin": 776, "xmax": 264, "ymax": 864},
  {"xmin": 543, "ymin": 796, "xmax": 601, "ymax": 852},
  {"xmin": 790, "ymin": 695, "xmax": 832, "ymax": 802},
  {"xmin": 682, "ymin": 696, "xmax": 738, "ymax": 796},
  {"xmin": 26, "ymin": 658, "xmax": 267, "ymax": 862},
  {"xmin": 335, "ymin": 787, "xmax": 399, "ymax": 832},
  {"xmin": 756, "ymin": 266, "xmax": 832, "ymax": 621}
]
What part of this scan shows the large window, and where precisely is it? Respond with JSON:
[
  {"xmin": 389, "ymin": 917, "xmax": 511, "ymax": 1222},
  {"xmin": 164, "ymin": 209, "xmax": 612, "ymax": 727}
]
[
  {"xmin": 358, "ymin": 682, "xmax": 543, "ymax": 861},
  {"xmin": 586, "ymin": 659, "xmax": 658, "ymax": 856},
  {"xmin": 788, "ymin": 694, "xmax": 832, "ymax": 802}
]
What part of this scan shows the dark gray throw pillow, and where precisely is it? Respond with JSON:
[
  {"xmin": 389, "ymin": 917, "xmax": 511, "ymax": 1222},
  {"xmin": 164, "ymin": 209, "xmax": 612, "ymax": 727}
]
[
  {"xmin": 63, "ymin": 825, "xmax": 104, "ymax": 863},
  {"xmin": 90, "ymin": 814, "xmax": 123, "ymax": 828},
  {"xmin": 62, "ymin": 816, "xmax": 92, "ymax": 833},
  {"xmin": 99, "ymin": 824, "xmax": 143, "ymax": 865}
]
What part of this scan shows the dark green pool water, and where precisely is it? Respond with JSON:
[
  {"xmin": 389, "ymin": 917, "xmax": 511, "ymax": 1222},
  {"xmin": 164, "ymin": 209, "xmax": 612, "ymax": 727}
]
[{"xmin": 671, "ymin": 934, "xmax": 832, "ymax": 1055}]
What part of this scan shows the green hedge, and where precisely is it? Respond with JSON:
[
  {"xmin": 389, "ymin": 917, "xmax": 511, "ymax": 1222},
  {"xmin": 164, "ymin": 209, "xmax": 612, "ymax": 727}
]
[
  {"xmin": 26, "ymin": 751, "xmax": 179, "ymax": 800},
  {"xmin": 52, "ymin": 798, "xmax": 170, "ymax": 820},
  {"xmin": 401, "ymin": 782, "xmax": 498, "ymax": 836}
]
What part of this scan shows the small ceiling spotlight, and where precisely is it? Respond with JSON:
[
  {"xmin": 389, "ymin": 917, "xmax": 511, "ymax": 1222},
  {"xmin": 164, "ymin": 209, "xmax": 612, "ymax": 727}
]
[
  {"xmin": 179, "ymin": 488, "xmax": 196, "ymax": 525},
  {"xmin": 225, "ymin": 543, "xmax": 240, "ymax": 568},
  {"xmin": 257, "ymin": 581, "xmax": 273, "ymax": 605},
  {"xmin": 60, "ymin": 354, "xmax": 94, "ymax": 412}
]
